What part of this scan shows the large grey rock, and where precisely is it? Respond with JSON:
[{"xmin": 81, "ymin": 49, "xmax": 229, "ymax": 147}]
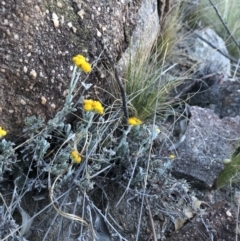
[
  {"xmin": 168, "ymin": 27, "xmax": 231, "ymax": 80},
  {"xmin": 187, "ymin": 27, "xmax": 231, "ymax": 80},
  {"xmin": 171, "ymin": 106, "xmax": 240, "ymax": 189},
  {"xmin": 190, "ymin": 80, "xmax": 240, "ymax": 118},
  {"xmin": 118, "ymin": 0, "xmax": 160, "ymax": 70}
]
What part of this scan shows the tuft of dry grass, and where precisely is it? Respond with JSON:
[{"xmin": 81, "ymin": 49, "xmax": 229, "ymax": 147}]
[{"xmin": 123, "ymin": 2, "xmax": 188, "ymax": 121}]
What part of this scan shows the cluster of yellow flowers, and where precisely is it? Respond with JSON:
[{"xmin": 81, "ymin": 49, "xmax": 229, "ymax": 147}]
[
  {"xmin": 0, "ymin": 126, "xmax": 7, "ymax": 138},
  {"xmin": 83, "ymin": 99, "xmax": 104, "ymax": 115},
  {"xmin": 128, "ymin": 117, "xmax": 142, "ymax": 126},
  {"xmin": 70, "ymin": 150, "xmax": 82, "ymax": 164},
  {"xmin": 72, "ymin": 54, "xmax": 91, "ymax": 73}
]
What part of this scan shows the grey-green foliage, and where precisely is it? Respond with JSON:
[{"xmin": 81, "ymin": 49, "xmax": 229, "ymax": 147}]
[
  {"xmin": 0, "ymin": 139, "xmax": 17, "ymax": 181},
  {"xmin": 214, "ymin": 146, "xmax": 240, "ymax": 188},
  {"xmin": 51, "ymin": 150, "xmax": 70, "ymax": 175},
  {"xmin": 0, "ymin": 205, "xmax": 28, "ymax": 241},
  {"xmin": 23, "ymin": 115, "xmax": 44, "ymax": 136}
]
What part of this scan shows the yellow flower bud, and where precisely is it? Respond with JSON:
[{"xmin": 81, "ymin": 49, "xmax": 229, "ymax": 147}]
[
  {"xmin": 72, "ymin": 55, "xmax": 91, "ymax": 73},
  {"xmin": 169, "ymin": 154, "xmax": 175, "ymax": 159},
  {"xmin": 128, "ymin": 117, "xmax": 142, "ymax": 126},
  {"xmin": 83, "ymin": 104, "xmax": 94, "ymax": 111},
  {"xmin": 0, "ymin": 126, "xmax": 7, "ymax": 138},
  {"xmin": 72, "ymin": 55, "xmax": 85, "ymax": 66},
  {"xmin": 70, "ymin": 150, "xmax": 82, "ymax": 164},
  {"xmin": 84, "ymin": 99, "xmax": 93, "ymax": 105},
  {"xmin": 80, "ymin": 61, "xmax": 91, "ymax": 73},
  {"xmin": 94, "ymin": 106, "xmax": 104, "ymax": 115},
  {"xmin": 83, "ymin": 100, "xmax": 104, "ymax": 114}
]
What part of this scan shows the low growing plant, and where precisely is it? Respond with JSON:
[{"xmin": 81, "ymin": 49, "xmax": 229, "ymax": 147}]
[
  {"xmin": 0, "ymin": 53, "xmax": 163, "ymax": 240},
  {"xmin": 214, "ymin": 145, "xmax": 240, "ymax": 189},
  {"xmin": 122, "ymin": 1, "xmax": 193, "ymax": 121}
]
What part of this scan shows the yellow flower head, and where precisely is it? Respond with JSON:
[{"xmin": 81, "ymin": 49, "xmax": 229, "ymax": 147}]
[
  {"xmin": 83, "ymin": 99, "xmax": 94, "ymax": 111},
  {"xmin": 83, "ymin": 104, "xmax": 93, "ymax": 112},
  {"xmin": 92, "ymin": 101, "xmax": 104, "ymax": 114},
  {"xmin": 83, "ymin": 99, "xmax": 94, "ymax": 105},
  {"xmin": 94, "ymin": 106, "xmax": 104, "ymax": 115},
  {"xmin": 70, "ymin": 150, "xmax": 82, "ymax": 164},
  {"xmin": 72, "ymin": 54, "xmax": 91, "ymax": 73},
  {"xmin": 83, "ymin": 99, "xmax": 104, "ymax": 115},
  {"xmin": 156, "ymin": 128, "xmax": 161, "ymax": 133},
  {"xmin": 0, "ymin": 126, "xmax": 7, "ymax": 138},
  {"xmin": 72, "ymin": 54, "xmax": 85, "ymax": 64},
  {"xmin": 80, "ymin": 61, "xmax": 91, "ymax": 73},
  {"xmin": 169, "ymin": 154, "xmax": 175, "ymax": 159},
  {"xmin": 128, "ymin": 117, "xmax": 142, "ymax": 126}
]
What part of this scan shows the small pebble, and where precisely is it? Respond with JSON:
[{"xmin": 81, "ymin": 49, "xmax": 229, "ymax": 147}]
[
  {"xmin": 52, "ymin": 12, "xmax": 59, "ymax": 28},
  {"xmin": 29, "ymin": 69, "xmax": 37, "ymax": 79},
  {"xmin": 20, "ymin": 99, "xmax": 26, "ymax": 105},
  {"xmin": 77, "ymin": 9, "xmax": 85, "ymax": 19},
  {"xmin": 34, "ymin": 5, "xmax": 40, "ymax": 12},
  {"xmin": 226, "ymin": 210, "xmax": 232, "ymax": 217},
  {"xmin": 96, "ymin": 29, "xmax": 102, "ymax": 37},
  {"xmin": 67, "ymin": 22, "xmax": 73, "ymax": 28},
  {"xmin": 24, "ymin": 15, "xmax": 29, "ymax": 22},
  {"xmin": 41, "ymin": 96, "xmax": 47, "ymax": 105},
  {"xmin": 9, "ymin": 110, "xmax": 14, "ymax": 113},
  {"xmin": 3, "ymin": 19, "xmax": 8, "ymax": 25},
  {"xmin": 23, "ymin": 66, "xmax": 28, "ymax": 73},
  {"xmin": 14, "ymin": 34, "xmax": 19, "ymax": 40},
  {"xmin": 72, "ymin": 26, "xmax": 77, "ymax": 33},
  {"xmin": 57, "ymin": 2, "xmax": 62, "ymax": 8},
  {"xmin": 50, "ymin": 103, "xmax": 56, "ymax": 109}
]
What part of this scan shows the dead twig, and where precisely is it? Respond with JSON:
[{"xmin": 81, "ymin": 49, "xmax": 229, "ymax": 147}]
[
  {"xmin": 144, "ymin": 186, "xmax": 157, "ymax": 241},
  {"xmin": 98, "ymin": 39, "xmax": 129, "ymax": 120},
  {"xmin": 185, "ymin": 25, "xmax": 239, "ymax": 64}
]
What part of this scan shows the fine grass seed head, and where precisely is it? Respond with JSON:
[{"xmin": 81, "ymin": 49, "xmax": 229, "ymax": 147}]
[
  {"xmin": 124, "ymin": 2, "xmax": 188, "ymax": 121},
  {"xmin": 124, "ymin": 41, "xmax": 182, "ymax": 121}
]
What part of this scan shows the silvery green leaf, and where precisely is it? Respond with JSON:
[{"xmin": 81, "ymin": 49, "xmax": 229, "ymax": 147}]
[
  {"xmin": 17, "ymin": 204, "xmax": 33, "ymax": 236},
  {"xmin": 99, "ymin": 116, "xmax": 105, "ymax": 123},
  {"xmin": 23, "ymin": 115, "xmax": 44, "ymax": 134},
  {"xmin": 64, "ymin": 124, "xmax": 72, "ymax": 135},
  {"xmin": 103, "ymin": 147, "xmax": 116, "ymax": 156},
  {"xmin": 81, "ymin": 82, "xmax": 92, "ymax": 90},
  {"xmin": 151, "ymin": 125, "xmax": 160, "ymax": 141}
]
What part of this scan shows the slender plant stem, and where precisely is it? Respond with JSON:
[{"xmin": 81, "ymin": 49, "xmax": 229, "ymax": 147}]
[
  {"xmin": 208, "ymin": 0, "xmax": 240, "ymax": 51},
  {"xmin": 98, "ymin": 39, "xmax": 129, "ymax": 119},
  {"xmin": 185, "ymin": 25, "xmax": 239, "ymax": 64}
]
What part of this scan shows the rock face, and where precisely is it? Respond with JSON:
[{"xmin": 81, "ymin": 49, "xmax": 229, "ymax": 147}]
[
  {"xmin": 190, "ymin": 80, "xmax": 240, "ymax": 118},
  {"xmin": 0, "ymin": 0, "xmax": 142, "ymax": 139},
  {"xmin": 190, "ymin": 27, "xmax": 231, "ymax": 80},
  {"xmin": 169, "ymin": 27, "xmax": 231, "ymax": 80},
  {"xmin": 118, "ymin": 0, "xmax": 160, "ymax": 70},
  {"xmin": 171, "ymin": 106, "xmax": 240, "ymax": 189}
]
